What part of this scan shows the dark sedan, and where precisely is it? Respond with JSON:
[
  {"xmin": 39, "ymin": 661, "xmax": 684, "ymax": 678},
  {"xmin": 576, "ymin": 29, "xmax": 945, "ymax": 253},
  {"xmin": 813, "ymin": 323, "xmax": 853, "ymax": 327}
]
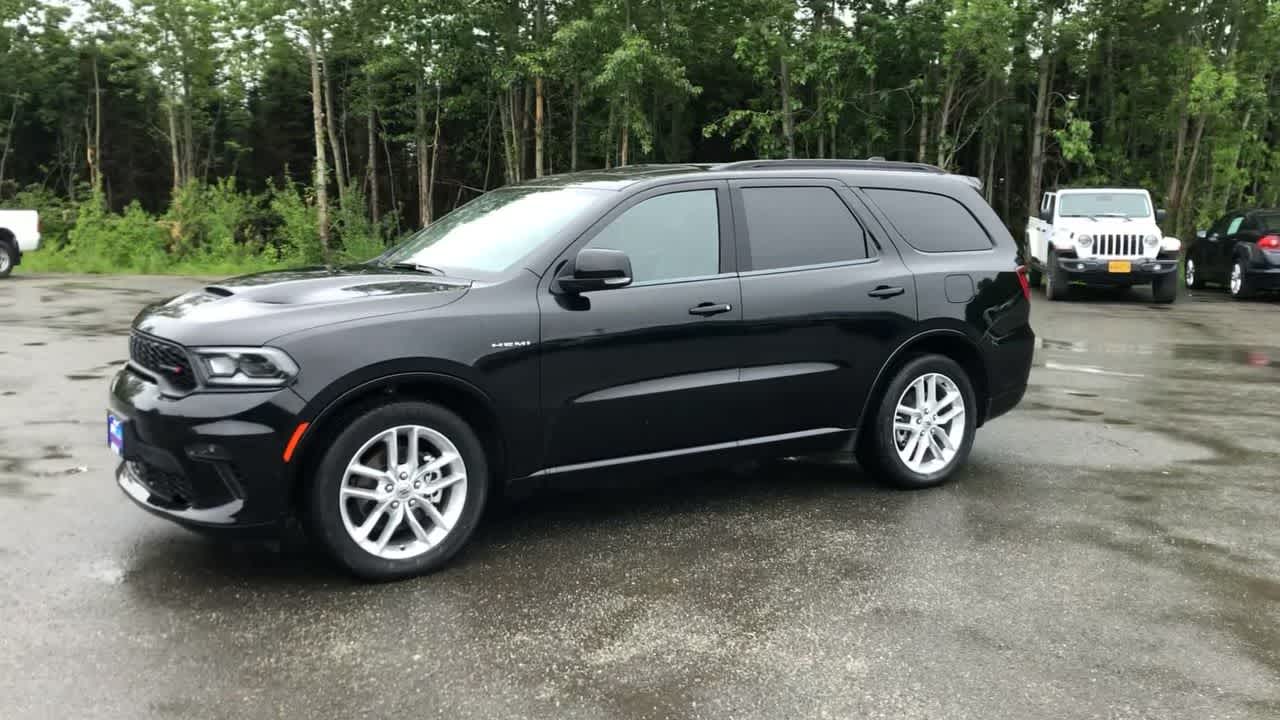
[{"xmin": 1185, "ymin": 208, "xmax": 1280, "ymax": 298}]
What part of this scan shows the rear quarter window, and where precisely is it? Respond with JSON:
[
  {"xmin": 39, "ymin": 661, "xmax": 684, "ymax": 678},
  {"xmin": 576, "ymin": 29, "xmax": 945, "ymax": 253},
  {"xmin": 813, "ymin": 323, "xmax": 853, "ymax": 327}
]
[{"xmin": 863, "ymin": 188, "xmax": 992, "ymax": 253}]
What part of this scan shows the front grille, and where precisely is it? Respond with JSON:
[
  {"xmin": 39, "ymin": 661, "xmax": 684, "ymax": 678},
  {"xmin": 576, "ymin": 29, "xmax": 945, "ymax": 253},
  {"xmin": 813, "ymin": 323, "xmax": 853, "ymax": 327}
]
[
  {"xmin": 129, "ymin": 333, "xmax": 197, "ymax": 391},
  {"xmin": 1094, "ymin": 234, "xmax": 1144, "ymax": 257},
  {"xmin": 127, "ymin": 460, "xmax": 196, "ymax": 506}
]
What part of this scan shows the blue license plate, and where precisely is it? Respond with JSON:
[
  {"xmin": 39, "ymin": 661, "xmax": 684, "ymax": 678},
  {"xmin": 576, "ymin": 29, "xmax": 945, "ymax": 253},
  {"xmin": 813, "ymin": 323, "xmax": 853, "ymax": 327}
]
[{"xmin": 108, "ymin": 412, "xmax": 125, "ymax": 456}]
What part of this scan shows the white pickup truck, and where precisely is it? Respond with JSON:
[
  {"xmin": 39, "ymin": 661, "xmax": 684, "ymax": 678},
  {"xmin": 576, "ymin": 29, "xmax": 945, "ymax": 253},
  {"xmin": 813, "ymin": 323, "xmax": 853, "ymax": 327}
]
[
  {"xmin": 0, "ymin": 209, "xmax": 40, "ymax": 278},
  {"xmin": 1025, "ymin": 188, "xmax": 1181, "ymax": 303}
]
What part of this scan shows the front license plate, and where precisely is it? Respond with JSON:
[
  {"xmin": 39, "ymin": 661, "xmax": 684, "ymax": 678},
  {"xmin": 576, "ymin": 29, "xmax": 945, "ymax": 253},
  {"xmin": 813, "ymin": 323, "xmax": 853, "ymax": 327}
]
[
  {"xmin": 1108, "ymin": 261, "xmax": 1132, "ymax": 273},
  {"xmin": 107, "ymin": 412, "xmax": 125, "ymax": 456}
]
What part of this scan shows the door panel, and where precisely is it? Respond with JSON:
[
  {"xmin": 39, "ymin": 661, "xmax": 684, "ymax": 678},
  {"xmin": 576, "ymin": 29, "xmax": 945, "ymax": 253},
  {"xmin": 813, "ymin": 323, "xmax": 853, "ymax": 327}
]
[
  {"xmin": 727, "ymin": 179, "xmax": 917, "ymax": 440},
  {"xmin": 537, "ymin": 180, "xmax": 746, "ymax": 470},
  {"xmin": 538, "ymin": 278, "xmax": 744, "ymax": 467}
]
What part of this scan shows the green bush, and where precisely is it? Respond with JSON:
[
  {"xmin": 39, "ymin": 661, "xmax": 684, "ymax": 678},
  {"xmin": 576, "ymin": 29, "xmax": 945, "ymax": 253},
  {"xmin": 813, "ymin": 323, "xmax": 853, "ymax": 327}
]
[{"xmin": 11, "ymin": 180, "xmax": 396, "ymax": 276}]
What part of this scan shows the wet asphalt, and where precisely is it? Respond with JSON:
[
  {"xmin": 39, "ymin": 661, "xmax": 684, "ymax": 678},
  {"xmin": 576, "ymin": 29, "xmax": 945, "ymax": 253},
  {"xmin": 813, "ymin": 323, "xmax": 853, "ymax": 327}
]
[{"xmin": 1, "ymin": 274, "xmax": 1278, "ymax": 719}]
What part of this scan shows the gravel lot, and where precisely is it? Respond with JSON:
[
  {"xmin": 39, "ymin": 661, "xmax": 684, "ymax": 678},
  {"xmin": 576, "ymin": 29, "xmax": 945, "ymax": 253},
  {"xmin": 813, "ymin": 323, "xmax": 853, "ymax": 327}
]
[{"xmin": 2, "ymin": 274, "xmax": 1278, "ymax": 719}]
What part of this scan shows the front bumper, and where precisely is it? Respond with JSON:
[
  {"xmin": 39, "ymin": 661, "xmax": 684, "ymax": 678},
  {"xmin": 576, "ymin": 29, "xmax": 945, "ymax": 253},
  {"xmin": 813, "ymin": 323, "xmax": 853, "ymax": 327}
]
[
  {"xmin": 108, "ymin": 366, "xmax": 305, "ymax": 534},
  {"xmin": 1056, "ymin": 256, "xmax": 1178, "ymax": 285}
]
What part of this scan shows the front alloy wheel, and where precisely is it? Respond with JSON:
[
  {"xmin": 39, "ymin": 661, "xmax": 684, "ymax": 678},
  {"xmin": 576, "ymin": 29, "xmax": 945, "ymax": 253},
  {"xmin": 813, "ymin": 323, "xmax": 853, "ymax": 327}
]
[
  {"xmin": 308, "ymin": 401, "xmax": 488, "ymax": 580},
  {"xmin": 339, "ymin": 425, "xmax": 467, "ymax": 560}
]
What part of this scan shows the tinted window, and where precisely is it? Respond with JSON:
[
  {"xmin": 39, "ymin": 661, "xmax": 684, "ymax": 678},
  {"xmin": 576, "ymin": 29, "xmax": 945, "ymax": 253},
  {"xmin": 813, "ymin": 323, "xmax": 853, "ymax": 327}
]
[
  {"xmin": 865, "ymin": 188, "xmax": 992, "ymax": 252},
  {"xmin": 1255, "ymin": 212, "xmax": 1280, "ymax": 232},
  {"xmin": 586, "ymin": 189, "xmax": 720, "ymax": 283},
  {"xmin": 739, "ymin": 186, "xmax": 868, "ymax": 270}
]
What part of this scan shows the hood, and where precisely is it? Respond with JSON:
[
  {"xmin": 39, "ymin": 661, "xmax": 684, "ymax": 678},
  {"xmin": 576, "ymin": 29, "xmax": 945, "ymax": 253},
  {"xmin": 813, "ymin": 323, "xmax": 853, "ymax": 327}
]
[{"xmin": 133, "ymin": 265, "xmax": 471, "ymax": 346}]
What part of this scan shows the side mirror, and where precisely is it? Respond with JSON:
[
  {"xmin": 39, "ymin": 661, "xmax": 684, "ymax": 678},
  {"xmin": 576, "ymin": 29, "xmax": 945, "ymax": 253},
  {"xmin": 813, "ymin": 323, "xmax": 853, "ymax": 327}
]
[
  {"xmin": 1039, "ymin": 208, "xmax": 1054, "ymax": 222},
  {"xmin": 556, "ymin": 248, "xmax": 633, "ymax": 294},
  {"xmin": 1156, "ymin": 208, "xmax": 1168, "ymax": 223},
  {"xmin": 1196, "ymin": 229, "xmax": 1207, "ymax": 240}
]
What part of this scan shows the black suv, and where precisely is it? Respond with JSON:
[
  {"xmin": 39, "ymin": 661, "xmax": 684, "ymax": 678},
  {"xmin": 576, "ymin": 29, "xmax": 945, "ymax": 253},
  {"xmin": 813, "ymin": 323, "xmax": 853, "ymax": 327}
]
[{"xmin": 108, "ymin": 160, "xmax": 1034, "ymax": 580}]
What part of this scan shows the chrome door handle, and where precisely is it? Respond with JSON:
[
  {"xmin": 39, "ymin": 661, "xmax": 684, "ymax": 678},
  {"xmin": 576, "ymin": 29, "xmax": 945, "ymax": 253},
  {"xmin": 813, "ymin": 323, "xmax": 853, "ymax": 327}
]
[
  {"xmin": 689, "ymin": 302, "xmax": 733, "ymax": 316},
  {"xmin": 867, "ymin": 286, "xmax": 905, "ymax": 299}
]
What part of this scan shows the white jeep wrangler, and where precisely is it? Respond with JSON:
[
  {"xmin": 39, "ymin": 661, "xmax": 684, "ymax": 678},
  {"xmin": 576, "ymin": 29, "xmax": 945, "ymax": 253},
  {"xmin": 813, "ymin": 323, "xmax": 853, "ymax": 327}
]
[
  {"xmin": 1025, "ymin": 188, "xmax": 1181, "ymax": 303},
  {"xmin": 0, "ymin": 209, "xmax": 40, "ymax": 278}
]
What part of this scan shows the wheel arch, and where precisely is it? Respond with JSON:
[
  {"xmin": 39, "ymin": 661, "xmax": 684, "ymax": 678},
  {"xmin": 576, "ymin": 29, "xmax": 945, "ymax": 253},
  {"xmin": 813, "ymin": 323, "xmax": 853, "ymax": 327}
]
[
  {"xmin": 856, "ymin": 329, "xmax": 991, "ymax": 437},
  {"xmin": 287, "ymin": 371, "xmax": 508, "ymax": 510}
]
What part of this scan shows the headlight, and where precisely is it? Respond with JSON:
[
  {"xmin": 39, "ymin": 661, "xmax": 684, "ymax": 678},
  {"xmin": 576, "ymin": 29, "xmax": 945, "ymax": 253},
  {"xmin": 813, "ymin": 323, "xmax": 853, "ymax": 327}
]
[
  {"xmin": 1145, "ymin": 234, "xmax": 1160, "ymax": 247},
  {"xmin": 191, "ymin": 346, "xmax": 299, "ymax": 387},
  {"xmin": 1076, "ymin": 234, "xmax": 1093, "ymax": 247}
]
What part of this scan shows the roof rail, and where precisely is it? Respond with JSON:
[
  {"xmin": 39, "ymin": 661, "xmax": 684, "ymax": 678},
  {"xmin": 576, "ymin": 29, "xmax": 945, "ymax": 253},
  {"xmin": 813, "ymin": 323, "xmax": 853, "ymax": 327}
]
[{"xmin": 711, "ymin": 158, "xmax": 947, "ymax": 174}]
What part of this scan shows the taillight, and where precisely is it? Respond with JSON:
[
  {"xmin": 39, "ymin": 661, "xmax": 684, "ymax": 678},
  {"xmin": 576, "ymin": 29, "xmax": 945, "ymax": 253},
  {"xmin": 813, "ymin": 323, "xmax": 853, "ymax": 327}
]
[
  {"xmin": 1016, "ymin": 265, "xmax": 1031, "ymax": 300},
  {"xmin": 1259, "ymin": 235, "xmax": 1280, "ymax": 250}
]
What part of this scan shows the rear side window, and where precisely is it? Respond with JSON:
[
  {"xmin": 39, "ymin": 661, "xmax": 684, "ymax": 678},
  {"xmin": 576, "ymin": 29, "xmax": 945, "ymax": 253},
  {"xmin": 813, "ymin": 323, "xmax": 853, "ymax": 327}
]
[
  {"xmin": 586, "ymin": 189, "xmax": 720, "ymax": 283},
  {"xmin": 1256, "ymin": 212, "xmax": 1280, "ymax": 232},
  {"xmin": 739, "ymin": 186, "xmax": 868, "ymax": 270},
  {"xmin": 864, "ymin": 188, "xmax": 992, "ymax": 253}
]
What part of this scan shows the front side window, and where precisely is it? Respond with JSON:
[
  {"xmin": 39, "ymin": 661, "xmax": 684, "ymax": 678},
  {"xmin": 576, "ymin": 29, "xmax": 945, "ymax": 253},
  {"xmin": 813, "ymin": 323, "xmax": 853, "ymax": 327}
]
[
  {"xmin": 380, "ymin": 187, "xmax": 608, "ymax": 274},
  {"xmin": 585, "ymin": 189, "xmax": 720, "ymax": 283},
  {"xmin": 739, "ymin": 186, "xmax": 868, "ymax": 270},
  {"xmin": 1057, "ymin": 192, "xmax": 1152, "ymax": 219}
]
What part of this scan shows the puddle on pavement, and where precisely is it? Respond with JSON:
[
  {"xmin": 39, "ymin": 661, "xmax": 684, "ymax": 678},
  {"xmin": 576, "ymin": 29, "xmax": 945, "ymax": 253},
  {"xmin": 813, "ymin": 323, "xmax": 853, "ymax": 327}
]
[
  {"xmin": 1039, "ymin": 337, "xmax": 1280, "ymax": 369},
  {"xmin": 66, "ymin": 374, "xmax": 105, "ymax": 381},
  {"xmin": 22, "ymin": 341, "xmax": 45, "ymax": 347}
]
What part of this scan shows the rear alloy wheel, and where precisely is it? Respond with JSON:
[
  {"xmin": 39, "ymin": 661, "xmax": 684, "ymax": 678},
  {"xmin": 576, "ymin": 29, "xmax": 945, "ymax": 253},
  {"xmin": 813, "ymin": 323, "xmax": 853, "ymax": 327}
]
[
  {"xmin": 1184, "ymin": 256, "xmax": 1204, "ymax": 289},
  {"xmin": 0, "ymin": 242, "xmax": 14, "ymax": 278},
  {"xmin": 1229, "ymin": 259, "xmax": 1255, "ymax": 299},
  {"xmin": 307, "ymin": 401, "xmax": 488, "ymax": 580},
  {"xmin": 858, "ymin": 354, "xmax": 977, "ymax": 489}
]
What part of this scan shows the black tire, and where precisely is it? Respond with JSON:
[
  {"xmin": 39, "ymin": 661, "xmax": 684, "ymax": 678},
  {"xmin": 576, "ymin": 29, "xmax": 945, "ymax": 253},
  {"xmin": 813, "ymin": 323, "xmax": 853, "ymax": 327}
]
[
  {"xmin": 1027, "ymin": 265, "xmax": 1043, "ymax": 288},
  {"xmin": 1228, "ymin": 257, "xmax": 1255, "ymax": 300},
  {"xmin": 305, "ymin": 401, "xmax": 489, "ymax": 581},
  {"xmin": 1184, "ymin": 253, "xmax": 1205, "ymax": 289},
  {"xmin": 1151, "ymin": 271, "xmax": 1177, "ymax": 303},
  {"xmin": 1044, "ymin": 252, "xmax": 1069, "ymax": 301},
  {"xmin": 0, "ymin": 241, "xmax": 15, "ymax": 279},
  {"xmin": 856, "ymin": 354, "xmax": 978, "ymax": 489}
]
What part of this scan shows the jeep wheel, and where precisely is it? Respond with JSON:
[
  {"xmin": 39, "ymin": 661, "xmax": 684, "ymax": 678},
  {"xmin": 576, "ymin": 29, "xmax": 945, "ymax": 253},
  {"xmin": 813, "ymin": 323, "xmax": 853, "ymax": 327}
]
[
  {"xmin": 1027, "ymin": 265, "xmax": 1043, "ymax": 288},
  {"xmin": 857, "ymin": 354, "xmax": 976, "ymax": 489},
  {"xmin": 1151, "ymin": 271, "xmax": 1177, "ymax": 303},
  {"xmin": 1044, "ymin": 254, "xmax": 1069, "ymax": 301},
  {"xmin": 1229, "ymin": 258, "xmax": 1255, "ymax": 300},
  {"xmin": 0, "ymin": 241, "xmax": 14, "ymax": 278},
  {"xmin": 306, "ymin": 401, "xmax": 489, "ymax": 581}
]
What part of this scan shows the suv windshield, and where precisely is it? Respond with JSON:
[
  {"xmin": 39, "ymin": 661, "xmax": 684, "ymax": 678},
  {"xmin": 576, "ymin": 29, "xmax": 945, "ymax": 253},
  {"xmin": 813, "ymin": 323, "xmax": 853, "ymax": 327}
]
[
  {"xmin": 1058, "ymin": 193, "xmax": 1151, "ymax": 218},
  {"xmin": 378, "ymin": 186, "xmax": 606, "ymax": 274}
]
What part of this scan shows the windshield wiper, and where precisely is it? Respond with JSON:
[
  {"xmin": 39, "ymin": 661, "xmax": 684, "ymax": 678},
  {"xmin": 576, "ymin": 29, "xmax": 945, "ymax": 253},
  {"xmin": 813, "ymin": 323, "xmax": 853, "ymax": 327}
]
[{"xmin": 390, "ymin": 262, "xmax": 446, "ymax": 276}]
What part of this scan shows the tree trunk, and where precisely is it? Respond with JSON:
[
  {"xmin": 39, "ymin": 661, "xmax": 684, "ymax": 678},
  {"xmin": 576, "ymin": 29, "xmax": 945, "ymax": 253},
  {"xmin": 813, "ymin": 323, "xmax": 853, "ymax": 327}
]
[
  {"xmin": 619, "ymin": 100, "xmax": 630, "ymax": 166},
  {"xmin": 779, "ymin": 50, "xmax": 795, "ymax": 158},
  {"xmin": 367, "ymin": 105, "xmax": 379, "ymax": 227},
  {"xmin": 571, "ymin": 80, "xmax": 580, "ymax": 171},
  {"xmin": 1026, "ymin": 46, "xmax": 1052, "ymax": 226},
  {"xmin": 916, "ymin": 72, "xmax": 929, "ymax": 162},
  {"xmin": 181, "ymin": 69, "xmax": 195, "ymax": 185},
  {"xmin": 498, "ymin": 89, "xmax": 516, "ymax": 184},
  {"xmin": 308, "ymin": 38, "xmax": 331, "ymax": 259},
  {"xmin": 521, "ymin": 81, "xmax": 533, "ymax": 178},
  {"xmin": 167, "ymin": 102, "xmax": 182, "ymax": 192},
  {"xmin": 535, "ymin": 76, "xmax": 545, "ymax": 178},
  {"xmin": 1167, "ymin": 104, "xmax": 1188, "ymax": 215},
  {"xmin": 427, "ymin": 82, "xmax": 442, "ymax": 225},
  {"xmin": 936, "ymin": 66, "xmax": 956, "ymax": 169},
  {"xmin": 322, "ymin": 51, "xmax": 348, "ymax": 207},
  {"xmin": 1177, "ymin": 113, "xmax": 1207, "ymax": 234},
  {"xmin": 88, "ymin": 53, "xmax": 103, "ymax": 197},
  {"xmin": 0, "ymin": 97, "xmax": 19, "ymax": 196},
  {"xmin": 416, "ymin": 78, "xmax": 430, "ymax": 227}
]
